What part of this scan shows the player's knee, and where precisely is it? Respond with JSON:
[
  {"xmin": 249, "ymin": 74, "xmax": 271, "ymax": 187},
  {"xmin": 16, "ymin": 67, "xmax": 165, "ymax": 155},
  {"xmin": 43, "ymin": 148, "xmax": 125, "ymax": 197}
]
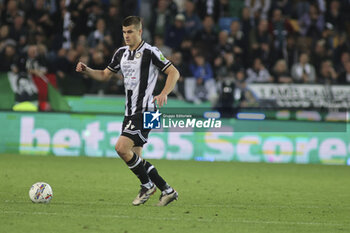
[
  {"xmin": 115, "ymin": 144, "xmax": 125, "ymax": 156},
  {"xmin": 115, "ymin": 144, "xmax": 131, "ymax": 159}
]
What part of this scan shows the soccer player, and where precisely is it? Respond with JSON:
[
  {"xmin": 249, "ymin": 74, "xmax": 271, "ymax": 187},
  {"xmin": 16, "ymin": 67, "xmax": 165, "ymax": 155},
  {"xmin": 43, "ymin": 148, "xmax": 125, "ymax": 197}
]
[{"xmin": 76, "ymin": 16, "xmax": 180, "ymax": 206}]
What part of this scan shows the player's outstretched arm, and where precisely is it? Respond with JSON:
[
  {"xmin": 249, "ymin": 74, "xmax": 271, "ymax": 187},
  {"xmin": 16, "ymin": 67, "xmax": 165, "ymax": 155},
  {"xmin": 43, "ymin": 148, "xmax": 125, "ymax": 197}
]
[
  {"xmin": 76, "ymin": 61, "xmax": 112, "ymax": 82},
  {"xmin": 153, "ymin": 65, "xmax": 180, "ymax": 108}
]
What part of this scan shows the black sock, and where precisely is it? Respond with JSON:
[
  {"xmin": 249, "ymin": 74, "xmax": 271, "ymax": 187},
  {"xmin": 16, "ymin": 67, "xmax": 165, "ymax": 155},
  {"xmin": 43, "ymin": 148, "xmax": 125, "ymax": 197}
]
[
  {"xmin": 126, "ymin": 153, "xmax": 150, "ymax": 185},
  {"xmin": 143, "ymin": 159, "xmax": 169, "ymax": 191}
]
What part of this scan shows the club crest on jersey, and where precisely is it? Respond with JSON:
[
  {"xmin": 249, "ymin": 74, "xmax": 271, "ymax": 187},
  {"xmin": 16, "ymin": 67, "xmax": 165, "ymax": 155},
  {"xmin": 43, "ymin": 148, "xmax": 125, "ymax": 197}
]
[{"xmin": 135, "ymin": 52, "xmax": 142, "ymax": 59}]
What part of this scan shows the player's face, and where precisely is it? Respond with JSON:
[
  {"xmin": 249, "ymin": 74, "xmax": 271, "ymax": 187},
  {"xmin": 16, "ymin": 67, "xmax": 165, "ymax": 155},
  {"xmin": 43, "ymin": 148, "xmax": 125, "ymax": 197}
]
[{"xmin": 122, "ymin": 25, "xmax": 142, "ymax": 49}]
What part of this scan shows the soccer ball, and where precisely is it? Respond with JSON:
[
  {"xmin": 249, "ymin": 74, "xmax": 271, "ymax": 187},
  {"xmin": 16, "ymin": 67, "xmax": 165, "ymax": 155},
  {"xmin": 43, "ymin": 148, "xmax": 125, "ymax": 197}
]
[{"xmin": 29, "ymin": 182, "xmax": 53, "ymax": 203}]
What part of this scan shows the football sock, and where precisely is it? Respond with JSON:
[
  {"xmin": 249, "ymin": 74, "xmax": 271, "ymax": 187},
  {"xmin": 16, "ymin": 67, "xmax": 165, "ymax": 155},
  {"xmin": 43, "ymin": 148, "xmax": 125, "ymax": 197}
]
[
  {"xmin": 126, "ymin": 153, "xmax": 151, "ymax": 185},
  {"xmin": 143, "ymin": 159, "xmax": 170, "ymax": 191},
  {"xmin": 164, "ymin": 186, "xmax": 174, "ymax": 194}
]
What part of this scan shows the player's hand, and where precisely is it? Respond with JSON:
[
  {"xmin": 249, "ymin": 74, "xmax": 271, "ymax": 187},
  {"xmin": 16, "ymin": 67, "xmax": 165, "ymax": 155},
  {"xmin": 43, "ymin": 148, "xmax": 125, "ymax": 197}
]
[
  {"xmin": 76, "ymin": 62, "xmax": 87, "ymax": 73},
  {"xmin": 152, "ymin": 93, "xmax": 167, "ymax": 108}
]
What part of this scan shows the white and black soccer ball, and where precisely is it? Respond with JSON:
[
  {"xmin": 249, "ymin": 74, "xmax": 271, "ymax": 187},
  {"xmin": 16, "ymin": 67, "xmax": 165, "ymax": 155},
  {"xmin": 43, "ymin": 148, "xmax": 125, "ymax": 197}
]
[{"xmin": 29, "ymin": 182, "xmax": 53, "ymax": 203}]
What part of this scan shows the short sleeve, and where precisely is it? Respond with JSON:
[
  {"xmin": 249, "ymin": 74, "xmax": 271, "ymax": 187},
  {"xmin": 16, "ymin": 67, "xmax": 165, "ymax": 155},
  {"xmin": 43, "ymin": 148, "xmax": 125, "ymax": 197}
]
[
  {"xmin": 151, "ymin": 47, "xmax": 172, "ymax": 72},
  {"xmin": 107, "ymin": 48, "xmax": 125, "ymax": 73}
]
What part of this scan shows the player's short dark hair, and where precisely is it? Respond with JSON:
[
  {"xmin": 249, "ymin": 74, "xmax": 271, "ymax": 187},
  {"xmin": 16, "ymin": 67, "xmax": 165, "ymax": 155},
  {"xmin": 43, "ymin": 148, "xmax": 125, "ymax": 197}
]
[{"xmin": 123, "ymin": 16, "xmax": 142, "ymax": 29}]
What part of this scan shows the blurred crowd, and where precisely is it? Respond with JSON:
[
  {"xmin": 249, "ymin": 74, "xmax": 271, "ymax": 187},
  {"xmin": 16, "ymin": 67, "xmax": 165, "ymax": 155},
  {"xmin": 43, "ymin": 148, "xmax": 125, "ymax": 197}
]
[{"xmin": 1, "ymin": 0, "xmax": 350, "ymax": 108}]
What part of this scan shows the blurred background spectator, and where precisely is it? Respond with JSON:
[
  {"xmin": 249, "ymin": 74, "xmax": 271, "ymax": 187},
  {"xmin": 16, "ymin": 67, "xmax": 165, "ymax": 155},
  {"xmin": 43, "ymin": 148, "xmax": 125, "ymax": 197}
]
[
  {"xmin": 0, "ymin": 41, "xmax": 16, "ymax": 72},
  {"xmin": 165, "ymin": 13, "xmax": 186, "ymax": 50},
  {"xmin": 194, "ymin": 15, "xmax": 218, "ymax": 63},
  {"xmin": 272, "ymin": 59, "xmax": 292, "ymax": 83},
  {"xmin": 183, "ymin": 0, "xmax": 202, "ymax": 39},
  {"xmin": 317, "ymin": 59, "xmax": 338, "ymax": 84},
  {"xmin": 291, "ymin": 52, "xmax": 316, "ymax": 83},
  {"xmin": 246, "ymin": 57, "xmax": 273, "ymax": 83},
  {"xmin": 188, "ymin": 53, "xmax": 218, "ymax": 104},
  {"xmin": 150, "ymin": 0, "xmax": 176, "ymax": 40},
  {"xmin": 249, "ymin": 18, "xmax": 271, "ymax": 66},
  {"xmin": 337, "ymin": 60, "xmax": 350, "ymax": 84}
]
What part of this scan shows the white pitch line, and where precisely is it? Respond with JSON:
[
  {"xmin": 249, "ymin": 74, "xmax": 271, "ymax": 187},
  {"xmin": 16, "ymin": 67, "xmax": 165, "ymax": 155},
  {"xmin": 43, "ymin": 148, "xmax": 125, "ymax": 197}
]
[
  {"xmin": 0, "ymin": 210, "xmax": 348, "ymax": 227},
  {"xmin": 3, "ymin": 200, "xmax": 350, "ymax": 210}
]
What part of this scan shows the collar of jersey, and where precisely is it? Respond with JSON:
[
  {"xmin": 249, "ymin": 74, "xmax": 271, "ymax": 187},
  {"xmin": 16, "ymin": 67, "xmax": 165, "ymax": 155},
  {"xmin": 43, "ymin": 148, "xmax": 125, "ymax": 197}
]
[{"xmin": 129, "ymin": 40, "xmax": 145, "ymax": 52}]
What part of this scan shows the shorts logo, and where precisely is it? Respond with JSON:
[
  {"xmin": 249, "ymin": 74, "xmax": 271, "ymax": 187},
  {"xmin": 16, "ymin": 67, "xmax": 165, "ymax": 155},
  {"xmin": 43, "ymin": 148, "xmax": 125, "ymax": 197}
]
[
  {"xmin": 125, "ymin": 120, "xmax": 135, "ymax": 130},
  {"xmin": 143, "ymin": 110, "xmax": 162, "ymax": 129}
]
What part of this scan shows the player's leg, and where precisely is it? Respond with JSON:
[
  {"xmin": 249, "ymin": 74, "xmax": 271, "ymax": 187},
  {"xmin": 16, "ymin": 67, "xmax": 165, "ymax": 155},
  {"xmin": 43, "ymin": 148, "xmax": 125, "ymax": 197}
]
[
  {"xmin": 115, "ymin": 136, "xmax": 156, "ymax": 205},
  {"xmin": 133, "ymin": 146, "xmax": 168, "ymax": 189},
  {"xmin": 133, "ymin": 146, "xmax": 178, "ymax": 206}
]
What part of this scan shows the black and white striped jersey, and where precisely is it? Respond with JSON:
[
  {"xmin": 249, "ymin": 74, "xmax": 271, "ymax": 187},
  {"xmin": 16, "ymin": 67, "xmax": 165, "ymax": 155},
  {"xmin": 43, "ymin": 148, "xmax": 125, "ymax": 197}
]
[{"xmin": 107, "ymin": 40, "xmax": 172, "ymax": 116}]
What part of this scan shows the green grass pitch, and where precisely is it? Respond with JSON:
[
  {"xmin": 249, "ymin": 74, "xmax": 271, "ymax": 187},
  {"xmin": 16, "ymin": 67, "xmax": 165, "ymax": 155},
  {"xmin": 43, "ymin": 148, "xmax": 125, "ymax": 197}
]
[{"xmin": 0, "ymin": 154, "xmax": 349, "ymax": 233}]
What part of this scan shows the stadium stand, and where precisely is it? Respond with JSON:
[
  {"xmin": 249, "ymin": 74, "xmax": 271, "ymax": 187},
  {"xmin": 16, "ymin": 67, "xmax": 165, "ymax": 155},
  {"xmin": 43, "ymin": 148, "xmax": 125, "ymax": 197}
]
[{"xmin": 0, "ymin": 0, "xmax": 350, "ymax": 112}]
